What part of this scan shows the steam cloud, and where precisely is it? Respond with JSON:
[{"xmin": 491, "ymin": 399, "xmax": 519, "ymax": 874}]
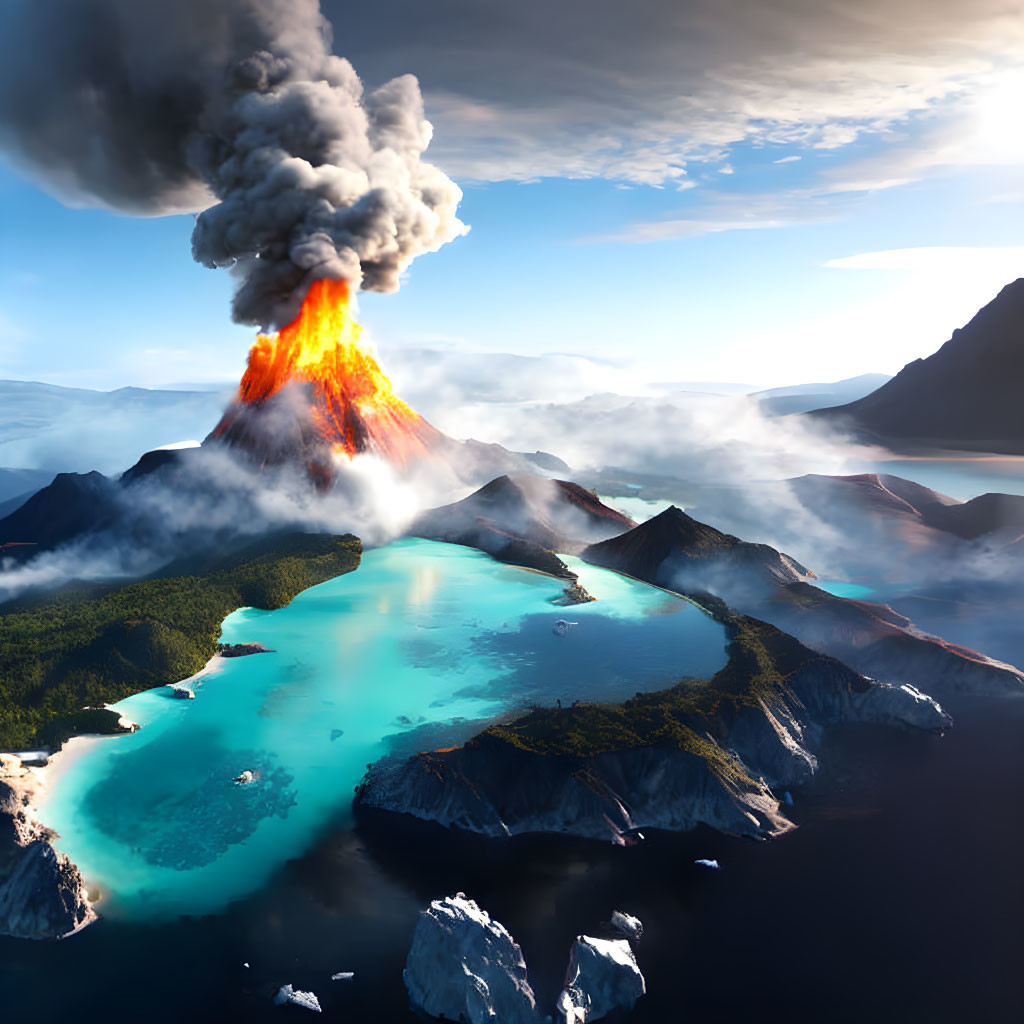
[{"xmin": 0, "ymin": 0, "xmax": 466, "ymax": 327}]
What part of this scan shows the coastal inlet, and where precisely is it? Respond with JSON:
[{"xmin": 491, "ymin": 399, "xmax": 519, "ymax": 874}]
[{"xmin": 37, "ymin": 539, "xmax": 727, "ymax": 918}]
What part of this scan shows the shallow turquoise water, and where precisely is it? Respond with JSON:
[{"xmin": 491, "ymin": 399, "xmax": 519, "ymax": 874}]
[
  {"xmin": 39, "ymin": 539, "xmax": 727, "ymax": 919},
  {"xmin": 815, "ymin": 580, "xmax": 876, "ymax": 599}
]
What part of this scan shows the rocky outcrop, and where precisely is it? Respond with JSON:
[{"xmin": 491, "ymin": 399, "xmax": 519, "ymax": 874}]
[
  {"xmin": 217, "ymin": 642, "xmax": 274, "ymax": 657},
  {"xmin": 0, "ymin": 754, "xmax": 94, "ymax": 940},
  {"xmin": 357, "ymin": 615, "xmax": 950, "ymax": 843},
  {"xmin": 403, "ymin": 893, "xmax": 540, "ymax": 1023},
  {"xmin": 553, "ymin": 582, "xmax": 595, "ymax": 606},
  {"xmin": 557, "ymin": 936, "xmax": 645, "ymax": 1023}
]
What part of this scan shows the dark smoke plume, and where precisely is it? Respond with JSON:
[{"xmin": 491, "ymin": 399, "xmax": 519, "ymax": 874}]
[{"xmin": 0, "ymin": 0, "xmax": 466, "ymax": 326}]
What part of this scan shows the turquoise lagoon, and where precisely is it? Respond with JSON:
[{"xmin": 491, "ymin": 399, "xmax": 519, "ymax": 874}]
[{"xmin": 39, "ymin": 539, "xmax": 727, "ymax": 919}]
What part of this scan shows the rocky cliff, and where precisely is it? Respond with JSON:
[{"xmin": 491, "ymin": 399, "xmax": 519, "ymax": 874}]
[
  {"xmin": 356, "ymin": 613, "xmax": 950, "ymax": 843},
  {"xmin": 0, "ymin": 754, "xmax": 94, "ymax": 940}
]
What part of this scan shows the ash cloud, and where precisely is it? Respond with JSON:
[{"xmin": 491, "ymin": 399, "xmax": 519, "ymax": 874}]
[{"xmin": 0, "ymin": 0, "xmax": 466, "ymax": 327}]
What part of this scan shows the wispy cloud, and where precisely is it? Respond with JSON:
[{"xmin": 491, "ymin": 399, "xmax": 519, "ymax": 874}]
[{"xmin": 824, "ymin": 246, "xmax": 1024, "ymax": 272}]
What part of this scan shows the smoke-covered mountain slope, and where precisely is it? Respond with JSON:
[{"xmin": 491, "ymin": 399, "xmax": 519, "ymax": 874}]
[
  {"xmin": 685, "ymin": 471, "xmax": 1024, "ymax": 587},
  {"xmin": 580, "ymin": 506, "xmax": 1024, "ymax": 696},
  {"xmin": 0, "ymin": 436, "xmax": 565, "ymax": 581},
  {"xmin": 410, "ymin": 474, "xmax": 635, "ymax": 575},
  {"xmin": 813, "ymin": 280, "xmax": 1024, "ymax": 452},
  {"xmin": 764, "ymin": 583, "xmax": 1024, "ymax": 696}
]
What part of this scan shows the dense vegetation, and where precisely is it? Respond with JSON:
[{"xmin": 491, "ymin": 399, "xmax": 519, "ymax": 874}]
[{"xmin": 0, "ymin": 532, "xmax": 361, "ymax": 749}]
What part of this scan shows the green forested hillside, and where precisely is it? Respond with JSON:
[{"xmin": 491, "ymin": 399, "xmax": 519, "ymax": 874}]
[{"xmin": 0, "ymin": 532, "xmax": 361, "ymax": 749}]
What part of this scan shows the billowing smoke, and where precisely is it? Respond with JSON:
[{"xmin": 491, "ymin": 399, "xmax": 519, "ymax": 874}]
[{"xmin": 0, "ymin": 0, "xmax": 466, "ymax": 327}]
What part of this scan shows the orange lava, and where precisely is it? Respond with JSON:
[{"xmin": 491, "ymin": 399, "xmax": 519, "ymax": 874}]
[{"xmin": 213, "ymin": 278, "xmax": 439, "ymax": 465}]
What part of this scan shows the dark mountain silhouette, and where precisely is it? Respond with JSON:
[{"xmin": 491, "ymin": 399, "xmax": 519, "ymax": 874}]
[
  {"xmin": 0, "ymin": 471, "xmax": 121, "ymax": 550},
  {"xmin": 813, "ymin": 279, "xmax": 1024, "ymax": 451},
  {"xmin": 925, "ymin": 492, "xmax": 1024, "ymax": 541}
]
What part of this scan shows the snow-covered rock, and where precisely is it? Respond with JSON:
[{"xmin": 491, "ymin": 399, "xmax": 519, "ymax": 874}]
[
  {"xmin": 404, "ymin": 893, "xmax": 539, "ymax": 1023},
  {"xmin": 557, "ymin": 935, "xmax": 645, "ymax": 1022},
  {"xmin": 273, "ymin": 984, "xmax": 321, "ymax": 1012},
  {"xmin": 608, "ymin": 911, "xmax": 643, "ymax": 941}
]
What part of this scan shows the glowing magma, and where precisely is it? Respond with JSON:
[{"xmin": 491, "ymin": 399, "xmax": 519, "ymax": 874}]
[{"xmin": 212, "ymin": 278, "xmax": 441, "ymax": 466}]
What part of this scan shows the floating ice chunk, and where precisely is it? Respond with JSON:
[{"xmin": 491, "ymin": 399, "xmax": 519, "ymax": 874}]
[
  {"xmin": 558, "ymin": 935, "xmax": 645, "ymax": 1022},
  {"xmin": 404, "ymin": 893, "xmax": 538, "ymax": 1023},
  {"xmin": 331, "ymin": 972, "xmax": 354, "ymax": 981},
  {"xmin": 274, "ymin": 984, "xmax": 321, "ymax": 1012},
  {"xmin": 695, "ymin": 858, "xmax": 721, "ymax": 870}
]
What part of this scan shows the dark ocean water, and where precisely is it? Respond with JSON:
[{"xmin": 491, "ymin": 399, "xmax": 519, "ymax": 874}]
[{"xmin": 3, "ymin": 693, "xmax": 1023, "ymax": 1023}]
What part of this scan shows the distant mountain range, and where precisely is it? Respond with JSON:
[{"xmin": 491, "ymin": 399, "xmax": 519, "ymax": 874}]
[
  {"xmin": 753, "ymin": 373, "xmax": 892, "ymax": 416},
  {"xmin": 813, "ymin": 279, "xmax": 1024, "ymax": 452},
  {"xmin": 0, "ymin": 379, "xmax": 229, "ymax": 477}
]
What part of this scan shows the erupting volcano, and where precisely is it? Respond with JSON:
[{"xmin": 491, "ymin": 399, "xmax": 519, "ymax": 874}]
[{"xmin": 210, "ymin": 279, "xmax": 445, "ymax": 481}]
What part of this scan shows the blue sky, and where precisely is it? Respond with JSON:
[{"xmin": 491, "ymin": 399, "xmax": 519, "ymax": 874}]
[{"xmin": 2, "ymin": 0, "xmax": 1023, "ymax": 391}]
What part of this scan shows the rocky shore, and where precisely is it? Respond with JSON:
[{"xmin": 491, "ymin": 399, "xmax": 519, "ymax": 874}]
[
  {"xmin": 356, "ymin": 612, "xmax": 951, "ymax": 843},
  {"xmin": 0, "ymin": 753, "xmax": 94, "ymax": 940}
]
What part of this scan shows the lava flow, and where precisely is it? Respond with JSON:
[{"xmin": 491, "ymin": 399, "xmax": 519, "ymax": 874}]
[{"xmin": 211, "ymin": 278, "xmax": 444, "ymax": 477}]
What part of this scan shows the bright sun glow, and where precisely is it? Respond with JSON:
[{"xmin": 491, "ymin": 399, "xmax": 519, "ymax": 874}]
[{"xmin": 971, "ymin": 72, "xmax": 1024, "ymax": 162}]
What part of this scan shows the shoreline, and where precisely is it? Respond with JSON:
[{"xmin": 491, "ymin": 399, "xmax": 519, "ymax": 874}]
[
  {"xmin": 0, "ymin": 653, "xmax": 234, "ymax": 940},
  {"xmin": 29, "ymin": 654, "xmax": 231, "ymax": 817}
]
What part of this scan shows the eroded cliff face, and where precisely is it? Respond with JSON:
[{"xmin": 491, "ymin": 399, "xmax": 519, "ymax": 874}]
[
  {"xmin": 0, "ymin": 755, "xmax": 94, "ymax": 940},
  {"xmin": 356, "ymin": 629, "xmax": 950, "ymax": 844}
]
